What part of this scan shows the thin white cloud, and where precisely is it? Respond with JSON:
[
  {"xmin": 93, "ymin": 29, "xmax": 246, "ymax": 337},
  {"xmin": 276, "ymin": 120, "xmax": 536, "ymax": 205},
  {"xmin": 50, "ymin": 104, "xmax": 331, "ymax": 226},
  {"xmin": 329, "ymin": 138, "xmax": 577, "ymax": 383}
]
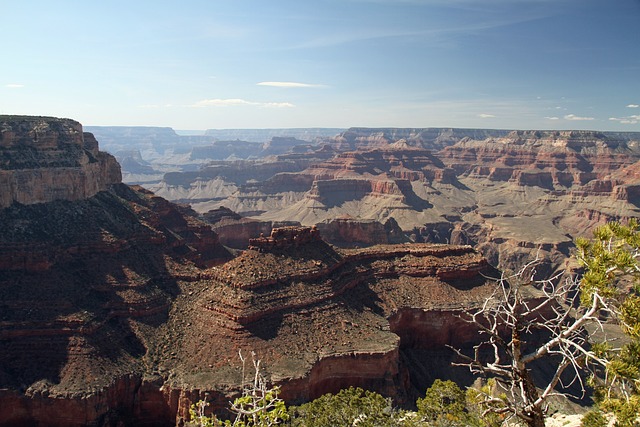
[
  {"xmin": 286, "ymin": 8, "xmax": 552, "ymax": 51},
  {"xmin": 564, "ymin": 114, "xmax": 594, "ymax": 121},
  {"xmin": 627, "ymin": 104, "xmax": 639, "ymax": 108},
  {"xmin": 478, "ymin": 113, "xmax": 495, "ymax": 118},
  {"xmin": 196, "ymin": 98, "xmax": 252, "ymax": 107},
  {"xmin": 257, "ymin": 81, "xmax": 325, "ymax": 88},
  {"xmin": 545, "ymin": 116, "xmax": 559, "ymax": 120},
  {"xmin": 5, "ymin": 84, "xmax": 24, "ymax": 88},
  {"xmin": 609, "ymin": 115, "xmax": 640, "ymax": 125},
  {"xmin": 263, "ymin": 102, "xmax": 295, "ymax": 108},
  {"xmin": 194, "ymin": 98, "xmax": 294, "ymax": 108}
]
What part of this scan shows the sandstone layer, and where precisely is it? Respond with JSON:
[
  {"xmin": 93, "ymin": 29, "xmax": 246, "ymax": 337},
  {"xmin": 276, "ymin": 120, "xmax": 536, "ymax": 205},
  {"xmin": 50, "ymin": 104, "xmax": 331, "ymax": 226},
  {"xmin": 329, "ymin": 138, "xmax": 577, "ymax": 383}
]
[{"xmin": 0, "ymin": 116, "xmax": 122, "ymax": 208}]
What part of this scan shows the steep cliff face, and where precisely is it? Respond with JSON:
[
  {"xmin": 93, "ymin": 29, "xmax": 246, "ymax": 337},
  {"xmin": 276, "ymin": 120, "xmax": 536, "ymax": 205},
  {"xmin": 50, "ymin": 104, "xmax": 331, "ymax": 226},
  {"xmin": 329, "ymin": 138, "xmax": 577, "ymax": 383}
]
[
  {"xmin": 439, "ymin": 130, "xmax": 639, "ymax": 188},
  {"xmin": 0, "ymin": 116, "xmax": 230, "ymax": 426},
  {"xmin": 315, "ymin": 217, "xmax": 408, "ymax": 248},
  {"xmin": 0, "ymin": 116, "xmax": 122, "ymax": 208}
]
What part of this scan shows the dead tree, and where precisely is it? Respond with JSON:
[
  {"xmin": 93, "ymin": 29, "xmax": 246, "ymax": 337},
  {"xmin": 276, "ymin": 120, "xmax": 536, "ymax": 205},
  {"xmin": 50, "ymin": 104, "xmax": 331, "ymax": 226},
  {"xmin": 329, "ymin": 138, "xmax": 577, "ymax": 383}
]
[{"xmin": 449, "ymin": 260, "xmax": 612, "ymax": 427}]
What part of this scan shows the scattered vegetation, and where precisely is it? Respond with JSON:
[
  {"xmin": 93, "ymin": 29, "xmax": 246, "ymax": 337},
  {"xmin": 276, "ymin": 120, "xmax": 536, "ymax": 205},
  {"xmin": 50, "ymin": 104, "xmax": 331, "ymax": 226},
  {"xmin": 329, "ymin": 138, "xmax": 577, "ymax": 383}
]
[
  {"xmin": 188, "ymin": 351, "xmax": 288, "ymax": 427},
  {"xmin": 288, "ymin": 387, "xmax": 396, "ymax": 427},
  {"xmin": 190, "ymin": 381, "xmax": 502, "ymax": 427}
]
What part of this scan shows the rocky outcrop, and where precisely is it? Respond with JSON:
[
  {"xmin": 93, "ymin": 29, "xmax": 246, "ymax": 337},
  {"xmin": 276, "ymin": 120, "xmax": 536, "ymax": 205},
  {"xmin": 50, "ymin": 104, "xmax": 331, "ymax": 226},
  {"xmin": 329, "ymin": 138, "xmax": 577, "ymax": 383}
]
[
  {"xmin": 316, "ymin": 217, "xmax": 408, "ymax": 247},
  {"xmin": 0, "ymin": 116, "xmax": 121, "ymax": 208},
  {"xmin": 166, "ymin": 229, "xmax": 498, "ymax": 419},
  {"xmin": 203, "ymin": 209, "xmax": 407, "ymax": 250},
  {"xmin": 439, "ymin": 130, "xmax": 640, "ymax": 188},
  {"xmin": 201, "ymin": 207, "xmax": 301, "ymax": 249},
  {"xmin": 0, "ymin": 181, "xmax": 236, "ymax": 426},
  {"xmin": 0, "ymin": 116, "xmax": 231, "ymax": 426}
]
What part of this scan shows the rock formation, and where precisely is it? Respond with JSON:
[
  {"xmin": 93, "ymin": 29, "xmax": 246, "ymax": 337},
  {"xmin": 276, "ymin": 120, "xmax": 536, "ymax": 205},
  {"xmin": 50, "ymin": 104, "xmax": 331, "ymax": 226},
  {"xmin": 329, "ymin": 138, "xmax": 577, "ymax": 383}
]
[
  {"xmin": 163, "ymin": 226, "xmax": 499, "ymax": 420},
  {"xmin": 152, "ymin": 127, "xmax": 640, "ymax": 274},
  {"xmin": 315, "ymin": 217, "xmax": 408, "ymax": 248},
  {"xmin": 0, "ymin": 117, "xmax": 503, "ymax": 426},
  {"xmin": 0, "ymin": 116, "xmax": 121, "ymax": 208}
]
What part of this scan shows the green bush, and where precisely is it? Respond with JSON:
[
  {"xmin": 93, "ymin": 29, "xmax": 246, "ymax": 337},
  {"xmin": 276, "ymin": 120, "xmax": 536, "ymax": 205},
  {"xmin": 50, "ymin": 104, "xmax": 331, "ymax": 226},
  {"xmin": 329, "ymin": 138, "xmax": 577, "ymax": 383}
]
[
  {"xmin": 581, "ymin": 409, "xmax": 607, "ymax": 427},
  {"xmin": 288, "ymin": 386, "xmax": 396, "ymax": 427}
]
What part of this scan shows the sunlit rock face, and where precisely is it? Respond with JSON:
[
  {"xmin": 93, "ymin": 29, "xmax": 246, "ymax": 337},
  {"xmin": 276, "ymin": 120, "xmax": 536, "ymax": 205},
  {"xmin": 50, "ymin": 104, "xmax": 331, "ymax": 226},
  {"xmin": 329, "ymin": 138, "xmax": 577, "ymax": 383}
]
[{"xmin": 0, "ymin": 116, "xmax": 122, "ymax": 208}]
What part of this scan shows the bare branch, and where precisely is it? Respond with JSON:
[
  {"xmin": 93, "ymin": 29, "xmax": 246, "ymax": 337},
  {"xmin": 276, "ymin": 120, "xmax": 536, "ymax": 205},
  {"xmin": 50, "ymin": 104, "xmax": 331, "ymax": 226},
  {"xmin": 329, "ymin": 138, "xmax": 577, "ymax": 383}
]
[{"xmin": 450, "ymin": 259, "xmax": 615, "ymax": 427}]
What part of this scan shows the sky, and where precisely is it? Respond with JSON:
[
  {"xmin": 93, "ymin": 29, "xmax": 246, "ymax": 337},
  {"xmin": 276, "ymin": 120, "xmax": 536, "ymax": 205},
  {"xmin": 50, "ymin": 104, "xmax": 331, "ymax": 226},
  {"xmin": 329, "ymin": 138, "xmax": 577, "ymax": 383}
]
[{"xmin": 1, "ymin": 0, "xmax": 639, "ymax": 131}]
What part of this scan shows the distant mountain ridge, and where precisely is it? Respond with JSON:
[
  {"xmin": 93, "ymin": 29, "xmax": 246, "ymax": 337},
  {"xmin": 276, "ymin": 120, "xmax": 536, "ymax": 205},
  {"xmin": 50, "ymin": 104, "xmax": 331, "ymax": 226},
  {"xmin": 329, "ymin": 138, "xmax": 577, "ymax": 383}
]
[
  {"xmin": 152, "ymin": 127, "xmax": 640, "ymax": 276},
  {"xmin": 203, "ymin": 127, "xmax": 346, "ymax": 142}
]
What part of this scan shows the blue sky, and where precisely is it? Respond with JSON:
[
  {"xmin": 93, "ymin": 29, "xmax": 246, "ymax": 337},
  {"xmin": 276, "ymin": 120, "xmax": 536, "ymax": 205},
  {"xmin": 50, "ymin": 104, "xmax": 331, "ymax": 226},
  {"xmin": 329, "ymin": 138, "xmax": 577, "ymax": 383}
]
[{"xmin": 2, "ymin": 0, "xmax": 639, "ymax": 131}]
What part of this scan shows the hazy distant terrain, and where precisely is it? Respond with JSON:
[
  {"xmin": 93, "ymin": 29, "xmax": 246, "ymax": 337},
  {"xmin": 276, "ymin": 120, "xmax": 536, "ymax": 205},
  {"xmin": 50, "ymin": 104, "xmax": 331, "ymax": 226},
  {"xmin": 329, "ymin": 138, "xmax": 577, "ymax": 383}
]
[
  {"xmin": 85, "ymin": 126, "xmax": 346, "ymax": 185},
  {"xmin": 129, "ymin": 126, "xmax": 640, "ymax": 274}
]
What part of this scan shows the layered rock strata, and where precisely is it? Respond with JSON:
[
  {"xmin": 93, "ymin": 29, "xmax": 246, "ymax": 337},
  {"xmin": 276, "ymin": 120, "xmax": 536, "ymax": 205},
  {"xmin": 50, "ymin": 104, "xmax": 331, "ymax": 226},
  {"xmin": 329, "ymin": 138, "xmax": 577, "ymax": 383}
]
[
  {"xmin": 0, "ymin": 117, "xmax": 503, "ymax": 426},
  {"xmin": 154, "ymin": 128, "xmax": 640, "ymax": 274},
  {"xmin": 0, "ymin": 116, "xmax": 122, "ymax": 208},
  {"xmin": 164, "ymin": 226, "xmax": 499, "ymax": 419},
  {"xmin": 0, "ymin": 117, "xmax": 229, "ymax": 426}
]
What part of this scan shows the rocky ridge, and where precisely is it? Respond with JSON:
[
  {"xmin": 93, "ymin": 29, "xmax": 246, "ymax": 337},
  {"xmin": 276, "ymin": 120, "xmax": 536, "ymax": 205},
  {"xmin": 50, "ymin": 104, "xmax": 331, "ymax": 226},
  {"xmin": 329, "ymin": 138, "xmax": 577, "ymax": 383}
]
[{"xmin": 159, "ymin": 226, "xmax": 499, "ymax": 419}]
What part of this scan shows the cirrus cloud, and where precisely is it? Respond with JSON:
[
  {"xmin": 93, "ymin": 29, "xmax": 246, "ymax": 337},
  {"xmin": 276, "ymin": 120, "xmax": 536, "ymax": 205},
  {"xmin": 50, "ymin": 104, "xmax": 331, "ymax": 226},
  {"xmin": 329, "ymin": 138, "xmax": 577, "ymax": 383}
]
[
  {"xmin": 627, "ymin": 104, "xmax": 639, "ymax": 108},
  {"xmin": 194, "ymin": 98, "xmax": 294, "ymax": 108},
  {"xmin": 564, "ymin": 114, "xmax": 594, "ymax": 121},
  {"xmin": 5, "ymin": 84, "xmax": 24, "ymax": 88},
  {"xmin": 478, "ymin": 113, "xmax": 495, "ymax": 118}
]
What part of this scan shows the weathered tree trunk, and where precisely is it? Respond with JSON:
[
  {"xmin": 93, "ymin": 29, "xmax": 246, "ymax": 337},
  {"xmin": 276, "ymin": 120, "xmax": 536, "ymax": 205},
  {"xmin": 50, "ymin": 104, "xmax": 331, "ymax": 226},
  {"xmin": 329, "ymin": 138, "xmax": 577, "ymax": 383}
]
[
  {"xmin": 525, "ymin": 407, "xmax": 546, "ymax": 427},
  {"xmin": 514, "ymin": 322, "xmax": 546, "ymax": 427},
  {"xmin": 521, "ymin": 370, "xmax": 545, "ymax": 427}
]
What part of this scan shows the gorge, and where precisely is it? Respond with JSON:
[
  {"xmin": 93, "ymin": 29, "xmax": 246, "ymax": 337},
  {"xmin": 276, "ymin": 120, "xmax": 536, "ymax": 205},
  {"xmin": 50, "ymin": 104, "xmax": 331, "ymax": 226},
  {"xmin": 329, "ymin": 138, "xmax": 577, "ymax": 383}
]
[
  {"xmin": 1, "ymin": 116, "xmax": 505, "ymax": 426},
  {"xmin": 128, "ymin": 126, "xmax": 640, "ymax": 276},
  {"xmin": 2, "ymin": 116, "xmax": 640, "ymax": 426}
]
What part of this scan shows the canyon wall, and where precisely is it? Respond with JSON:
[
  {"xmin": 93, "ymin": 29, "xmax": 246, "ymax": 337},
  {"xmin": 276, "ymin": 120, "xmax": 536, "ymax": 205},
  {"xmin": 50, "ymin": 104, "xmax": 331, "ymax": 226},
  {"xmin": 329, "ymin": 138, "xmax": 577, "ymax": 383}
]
[
  {"xmin": 0, "ymin": 116, "xmax": 122, "ymax": 208},
  {"xmin": 5, "ymin": 117, "xmax": 639, "ymax": 425},
  {"xmin": 151, "ymin": 127, "xmax": 640, "ymax": 274},
  {"xmin": 0, "ymin": 117, "xmax": 505, "ymax": 426}
]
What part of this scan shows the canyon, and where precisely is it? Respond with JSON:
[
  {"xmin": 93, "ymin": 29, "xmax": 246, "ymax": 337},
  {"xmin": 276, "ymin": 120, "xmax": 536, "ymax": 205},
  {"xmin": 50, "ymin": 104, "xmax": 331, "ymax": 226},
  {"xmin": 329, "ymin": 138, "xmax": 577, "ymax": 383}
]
[
  {"xmin": 141, "ymin": 127, "xmax": 640, "ymax": 276},
  {"xmin": 0, "ymin": 116, "xmax": 505, "ymax": 426},
  {"xmin": 2, "ymin": 117, "xmax": 640, "ymax": 426}
]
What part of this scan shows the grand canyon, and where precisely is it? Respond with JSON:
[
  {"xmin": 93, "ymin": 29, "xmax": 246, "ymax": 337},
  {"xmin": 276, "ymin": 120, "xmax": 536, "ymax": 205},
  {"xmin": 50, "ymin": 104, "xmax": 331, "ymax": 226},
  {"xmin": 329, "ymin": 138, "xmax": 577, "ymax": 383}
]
[
  {"xmin": 2, "ymin": 116, "xmax": 640, "ymax": 426},
  {"xmin": 93, "ymin": 124, "xmax": 640, "ymax": 276}
]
